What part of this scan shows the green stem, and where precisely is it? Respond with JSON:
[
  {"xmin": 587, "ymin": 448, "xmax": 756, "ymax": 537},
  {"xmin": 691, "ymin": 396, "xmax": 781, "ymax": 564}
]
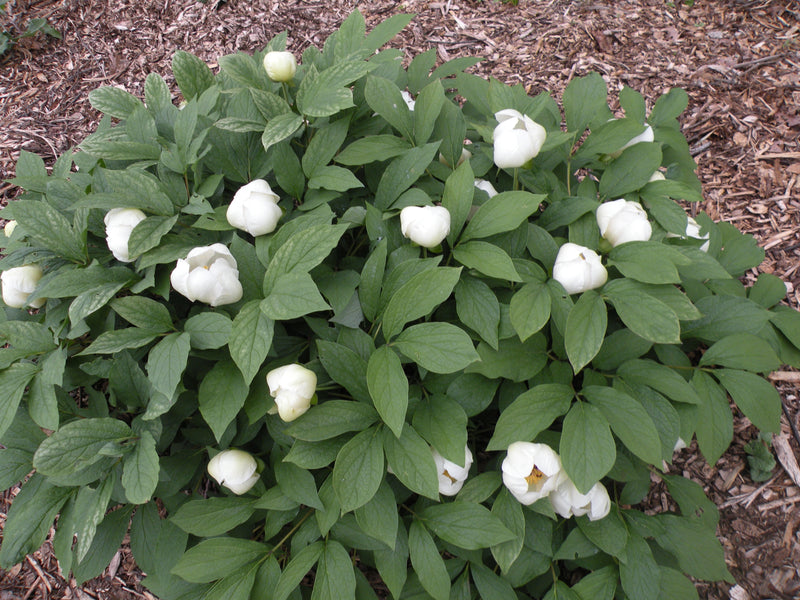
[
  {"xmin": 513, "ymin": 168, "xmax": 519, "ymax": 191},
  {"xmin": 264, "ymin": 509, "xmax": 314, "ymax": 559}
]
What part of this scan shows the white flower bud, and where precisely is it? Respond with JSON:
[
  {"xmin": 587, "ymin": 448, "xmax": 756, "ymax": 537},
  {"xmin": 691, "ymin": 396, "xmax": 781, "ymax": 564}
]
[
  {"xmin": 648, "ymin": 171, "xmax": 666, "ymax": 182},
  {"xmin": 1, "ymin": 265, "xmax": 45, "ymax": 308},
  {"xmin": 439, "ymin": 147, "xmax": 472, "ymax": 168},
  {"xmin": 170, "ymin": 243, "xmax": 243, "ymax": 307},
  {"xmin": 549, "ymin": 478, "xmax": 611, "ymax": 521},
  {"xmin": 267, "ymin": 363, "xmax": 317, "ymax": 422},
  {"xmin": 620, "ymin": 124, "xmax": 654, "ymax": 151},
  {"xmin": 432, "ymin": 445, "xmax": 473, "ymax": 496},
  {"xmin": 4, "ymin": 220, "xmax": 17, "ymax": 237},
  {"xmin": 207, "ymin": 449, "xmax": 260, "ymax": 495},
  {"xmin": 226, "ymin": 179, "xmax": 282, "ymax": 236},
  {"xmin": 473, "ymin": 179, "xmax": 499, "ymax": 198},
  {"xmin": 492, "ymin": 109, "xmax": 547, "ymax": 169},
  {"xmin": 552, "ymin": 243, "xmax": 608, "ymax": 295},
  {"xmin": 596, "ymin": 199, "xmax": 652, "ymax": 247},
  {"xmin": 263, "ymin": 51, "xmax": 297, "ymax": 82},
  {"xmin": 666, "ymin": 216, "xmax": 710, "ymax": 252},
  {"xmin": 502, "ymin": 441, "xmax": 565, "ymax": 505},
  {"xmin": 104, "ymin": 208, "xmax": 147, "ymax": 262},
  {"xmin": 400, "ymin": 205, "xmax": 450, "ymax": 249},
  {"xmin": 400, "ymin": 90, "xmax": 416, "ymax": 111}
]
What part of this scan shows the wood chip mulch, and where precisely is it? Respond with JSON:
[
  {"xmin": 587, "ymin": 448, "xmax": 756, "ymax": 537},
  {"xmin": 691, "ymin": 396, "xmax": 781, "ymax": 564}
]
[{"xmin": 1, "ymin": 0, "xmax": 799, "ymax": 598}]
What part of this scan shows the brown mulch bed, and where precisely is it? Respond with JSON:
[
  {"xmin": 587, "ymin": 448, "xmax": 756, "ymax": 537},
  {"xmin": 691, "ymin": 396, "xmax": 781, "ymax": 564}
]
[{"xmin": 1, "ymin": 0, "xmax": 799, "ymax": 598}]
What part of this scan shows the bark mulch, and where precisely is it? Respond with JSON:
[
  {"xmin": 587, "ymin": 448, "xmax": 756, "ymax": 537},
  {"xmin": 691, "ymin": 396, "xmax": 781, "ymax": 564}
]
[{"xmin": 1, "ymin": 0, "xmax": 799, "ymax": 598}]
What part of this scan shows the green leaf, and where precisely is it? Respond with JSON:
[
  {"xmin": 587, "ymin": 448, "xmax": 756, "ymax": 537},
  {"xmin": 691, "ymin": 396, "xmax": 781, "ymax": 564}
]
[
  {"xmin": 332, "ymin": 426, "xmax": 384, "ymax": 512},
  {"xmin": 460, "ymin": 192, "xmax": 543, "ymax": 242},
  {"xmin": 12, "ymin": 201, "xmax": 85, "ymax": 262},
  {"xmin": 583, "ymin": 386, "xmax": 663, "ymax": 466},
  {"xmin": 565, "ymin": 290, "xmax": 607, "ymax": 373},
  {"xmin": 412, "ymin": 395, "xmax": 468, "ymax": 466},
  {"xmin": 261, "ymin": 271, "xmax": 331, "ymax": 320},
  {"xmin": 713, "ymin": 369, "xmax": 781, "ymax": 433},
  {"xmin": 172, "ymin": 51, "xmax": 215, "ymax": 100},
  {"xmin": 229, "ymin": 300, "xmax": 274, "ymax": 385},
  {"xmin": 0, "ymin": 363, "xmax": 40, "ymax": 440},
  {"xmin": 383, "ymin": 425, "xmax": 439, "ymax": 500},
  {"xmin": 317, "ymin": 340, "xmax": 370, "ymax": 403},
  {"xmin": 420, "ymin": 501, "xmax": 516, "ymax": 550},
  {"xmin": 466, "ymin": 335, "xmax": 547, "ymax": 382},
  {"xmin": 77, "ymin": 328, "xmax": 161, "ymax": 355},
  {"xmin": 275, "ymin": 461, "xmax": 324, "ymax": 510},
  {"xmin": 308, "ymin": 165, "xmax": 364, "ymax": 192},
  {"xmin": 273, "ymin": 542, "xmax": 324, "ymax": 600},
  {"xmin": 619, "ymin": 535, "xmax": 662, "ymax": 600},
  {"xmin": 455, "ymin": 277, "xmax": 500, "ymax": 349},
  {"xmin": 88, "ymin": 86, "xmax": 143, "ymax": 119},
  {"xmin": 297, "ymin": 61, "xmax": 375, "ymax": 118},
  {"xmin": 0, "ymin": 475, "xmax": 72, "ymax": 568},
  {"xmin": 33, "ymin": 418, "xmax": 132, "ymax": 477},
  {"xmin": 657, "ymin": 567, "xmax": 699, "ymax": 600},
  {"xmin": 649, "ymin": 88, "xmax": 689, "ymax": 127},
  {"xmin": 365, "ymin": 76, "xmax": 414, "ymax": 140},
  {"xmin": 262, "ymin": 113, "xmax": 304, "ymax": 151},
  {"xmin": 366, "ymin": 346, "xmax": 408, "ymax": 437},
  {"xmin": 354, "ymin": 481, "xmax": 397, "ymax": 549},
  {"xmin": 110, "ymin": 296, "xmax": 173, "ymax": 331},
  {"xmin": 699, "ymin": 333, "xmax": 781, "ymax": 372},
  {"xmin": 393, "ymin": 322, "xmax": 479, "ymax": 374},
  {"xmin": 68, "ymin": 282, "xmax": 127, "ymax": 326},
  {"xmin": 171, "ymin": 497, "xmax": 256, "ymax": 537},
  {"xmin": 374, "ymin": 522, "xmax": 409, "ymax": 599},
  {"xmin": 335, "ymin": 135, "xmax": 411, "ymax": 166},
  {"xmin": 560, "ymin": 402, "xmax": 616, "ymax": 493},
  {"xmin": 0, "ymin": 321, "xmax": 56, "ymax": 353},
  {"xmin": 608, "ymin": 242, "xmax": 684, "ymax": 285},
  {"xmin": 409, "ymin": 521, "xmax": 450, "ymax": 600},
  {"xmin": 302, "ymin": 118, "xmax": 350, "ymax": 177},
  {"xmin": 414, "ymin": 79, "xmax": 446, "ymax": 145},
  {"xmin": 184, "ymin": 311, "xmax": 232, "ymax": 349},
  {"xmin": 284, "ymin": 437, "xmax": 346, "ymax": 470},
  {"xmin": 0, "ymin": 448, "xmax": 33, "ymax": 491},
  {"xmin": 286, "ymin": 401, "xmax": 378, "ymax": 441},
  {"xmin": 381, "ymin": 266, "xmax": 461, "ymax": 341},
  {"xmin": 603, "ymin": 280, "xmax": 680, "ymax": 343},
  {"xmin": 577, "ymin": 511, "xmax": 629, "ymax": 558},
  {"xmin": 264, "ymin": 223, "xmax": 349, "ymax": 290},
  {"xmin": 358, "ymin": 239, "xmax": 387, "ymax": 322},
  {"xmin": 171, "ymin": 538, "xmax": 267, "ymax": 584},
  {"xmin": 572, "ymin": 566, "xmax": 617, "ymax": 600},
  {"xmin": 490, "ymin": 488, "xmax": 525, "ymax": 572},
  {"xmin": 146, "ymin": 332, "xmax": 191, "ymax": 400},
  {"xmin": 453, "ymin": 241, "xmax": 521, "ymax": 282},
  {"xmin": 204, "ymin": 565, "xmax": 257, "ymax": 600},
  {"xmin": 442, "ymin": 159, "xmax": 475, "ymax": 246},
  {"xmin": 122, "ymin": 431, "xmax": 159, "ymax": 504},
  {"xmin": 312, "ymin": 540, "xmax": 356, "ymax": 600},
  {"xmin": 198, "ymin": 360, "xmax": 249, "ymax": 442},
  {"xmin": 617, "ymin": 359, "xmax": 701, "ymax": 405},
  {"xmin": 682, "ymin": 295, "xmax": 770, "ymax": 343},
  {"xmin": 488, "ymin": 384, "xmax": 573, "ymax": 451},
  {"xmin": 655, "ymin": 515, "xmax": 733, "ymax": 582},
  {"xmin": 374, "ymin": 143, "xmax": 441, "ymax": 210},
  {"xmin": 127, "ymin": 215, "xmax": 179, "ymax": 259},
  {"xmin": 563, "ymin": 72, "xmax": 609, "ymax": 133},
  {"xmin": 471, "ymin": 561, "xmax": 518, "ymax": 600},
  {"xmin": 599, "ymin": 143, "xmax": 662, "ymax": 198},
  {"xmin": 509, "ymin": 281, "xmax": 551, "ymax": 342},
  {"xmin": 692, "ymin": 371, "xmax": 733, "ymax": 465}
]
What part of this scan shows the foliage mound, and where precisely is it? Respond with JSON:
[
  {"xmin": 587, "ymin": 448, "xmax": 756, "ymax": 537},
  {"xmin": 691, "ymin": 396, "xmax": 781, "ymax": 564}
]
[{"xmin": 2, "ymin": 11, "xmax": 798, "ymax": 600}]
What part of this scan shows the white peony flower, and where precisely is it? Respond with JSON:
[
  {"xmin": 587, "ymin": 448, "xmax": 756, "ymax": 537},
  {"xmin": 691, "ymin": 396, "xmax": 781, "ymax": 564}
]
[
  {"xmin": 170, "ymin": 244, "xmax": 243, "ymax": 307},
  {"xmin": 549, "ymin": 478, "xmax": 611, "ymax": 521},
  {"xmin": 596, "ymin": 199, "xmax": 652, "ymax": 247},
  {"xmin": 104, "ymin": 208, "xmax": 147, "ymax": 262},
  {"xmin": 666, "ymin": 216, "xmax": 710, "ymax": 252},
  {"xmin": 262, "ymin": 51, "xmax": 297, "ymax": 82},
  {"xmin": 400, "ymin": 205, "xmax": 451, "ymax": 249},
  {"xmin": 439, "ymin": 147, "xmax": 472, "ymax": 169},
  {"xmin": 552, "ymin": 243, "xmax": 608, "ymax": 295},
  {"xmin": 226, "ymin": 179, "xmax": 282, "ymax": 236},
  {"xmin": 492, "ymin": 109, "xmax": 547, "ymax": 169},
  {"xmin": 267, "ymin": 363, "xmax": 317, "ymax": 422},
  {"xmin": 207, "ymin": 449, "xmax": 260, "ymax": 495},
  {"xmin": 432, "ymin": 445, "xmax": 473, "ymax": 496},
  {"xmin": 502, "ymin": 441, "xmax": 565, "ymax": 505},
  {"xmin": 473, "ymin": 179, "xmax": 499, "ymax": 198},
  {"xmin": 4, "ymin": 220, "xmax": 17, "ymax": 237},
  {"xmin": 1, "ymin": 265, "xmax": 45, "ymax": 309},
  {"xmin": 648, "ymin": 171, "xmax": 666, "ymax": 182}
]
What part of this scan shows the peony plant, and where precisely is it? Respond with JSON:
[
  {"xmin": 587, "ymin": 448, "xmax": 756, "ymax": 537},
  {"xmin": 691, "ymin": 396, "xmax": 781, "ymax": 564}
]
[{"xmin": 0, "ymin": 11, "xmax": 795, "ymax": 600}]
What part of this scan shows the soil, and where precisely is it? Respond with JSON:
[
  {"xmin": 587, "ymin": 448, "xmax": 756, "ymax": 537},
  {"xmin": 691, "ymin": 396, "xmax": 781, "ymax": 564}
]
[{"xmin": 0, "ymin": 0, "xmax": 799, "ymax": 598}]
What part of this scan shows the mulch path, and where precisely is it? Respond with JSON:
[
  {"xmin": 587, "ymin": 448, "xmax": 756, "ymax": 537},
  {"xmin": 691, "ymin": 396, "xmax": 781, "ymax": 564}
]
[{"xmin": 1, "ymin": 0, "xmax": 799, "ymax": 598}]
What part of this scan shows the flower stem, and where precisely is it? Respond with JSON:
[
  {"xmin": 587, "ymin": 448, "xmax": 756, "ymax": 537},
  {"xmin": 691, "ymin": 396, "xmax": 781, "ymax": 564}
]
[{"xmin": 513, "ymin": 168, "xmax": 519, "ymax": 191}]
